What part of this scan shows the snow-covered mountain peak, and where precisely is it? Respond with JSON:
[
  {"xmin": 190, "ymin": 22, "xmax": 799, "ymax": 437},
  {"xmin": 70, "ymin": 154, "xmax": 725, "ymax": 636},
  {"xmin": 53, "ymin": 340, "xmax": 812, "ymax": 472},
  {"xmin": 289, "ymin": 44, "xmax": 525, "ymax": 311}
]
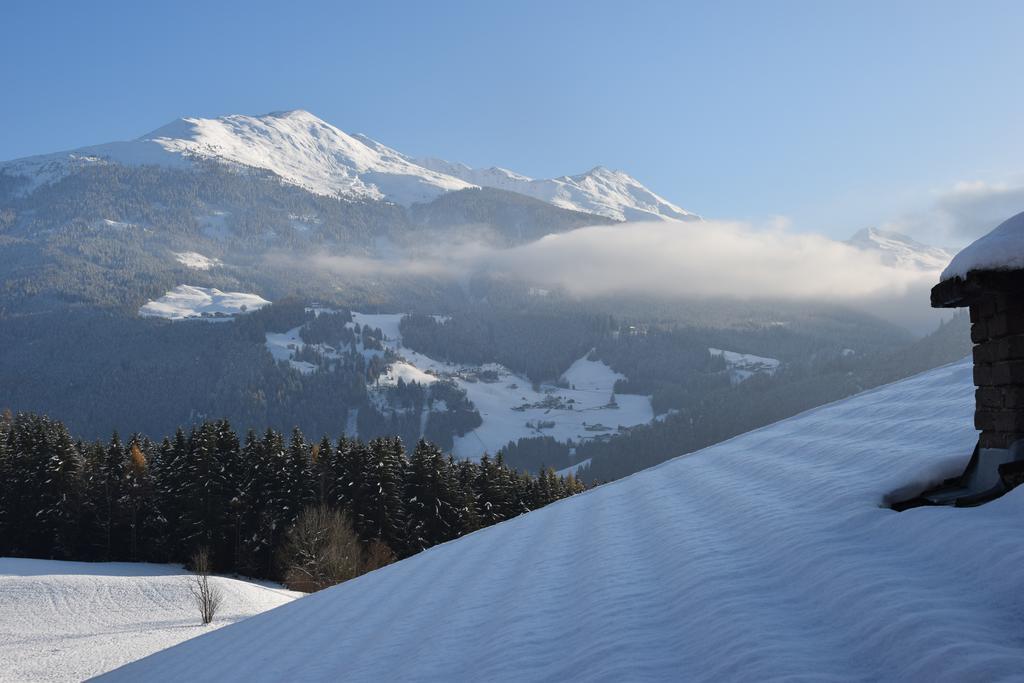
[
  {"xmin": 846, "ymin": 227, "xmax": 954, "ymax": 271},
  {"xmin": 136, "ymin": 111, "xmax": 475, "ymax": 204},
  {"xmin": 1, "ymin": 110, "xmax": 697, "ymax": 220},
  {"xmin": 416, "ymin": 157, "xmax": 698, "ymax": 222}
]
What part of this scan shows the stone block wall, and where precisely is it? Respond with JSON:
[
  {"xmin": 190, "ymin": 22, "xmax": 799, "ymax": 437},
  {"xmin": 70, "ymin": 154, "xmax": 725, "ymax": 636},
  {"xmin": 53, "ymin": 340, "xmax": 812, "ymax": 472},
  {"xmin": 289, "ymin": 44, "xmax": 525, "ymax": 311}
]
[{"xmin": 971, "ymin": 293, "xmax": 1024, "ymax": 449}]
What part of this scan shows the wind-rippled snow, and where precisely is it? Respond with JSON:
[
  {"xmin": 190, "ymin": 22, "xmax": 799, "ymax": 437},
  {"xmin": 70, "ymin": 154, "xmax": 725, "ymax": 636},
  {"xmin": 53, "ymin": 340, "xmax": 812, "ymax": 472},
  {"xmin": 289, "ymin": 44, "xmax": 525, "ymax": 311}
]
[{"xmin": 102, "ymin": 359, "xmax": 1024, "ymax": 682}]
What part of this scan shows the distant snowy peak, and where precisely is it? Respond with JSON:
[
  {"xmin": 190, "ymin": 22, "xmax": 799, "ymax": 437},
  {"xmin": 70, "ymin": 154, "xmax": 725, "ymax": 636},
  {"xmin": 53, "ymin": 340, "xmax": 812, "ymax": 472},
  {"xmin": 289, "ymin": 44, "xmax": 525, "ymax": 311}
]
[
  {"xmin": 416, "ymin": 157, "xmax": 699, "ymax": 222},
  {"xmin": 847, "ymin": 227, "xmax": 954, "ymax": 271},
  {"xmin": 1, "ymin": 109, "xmax": 697, "ymax": 220}
]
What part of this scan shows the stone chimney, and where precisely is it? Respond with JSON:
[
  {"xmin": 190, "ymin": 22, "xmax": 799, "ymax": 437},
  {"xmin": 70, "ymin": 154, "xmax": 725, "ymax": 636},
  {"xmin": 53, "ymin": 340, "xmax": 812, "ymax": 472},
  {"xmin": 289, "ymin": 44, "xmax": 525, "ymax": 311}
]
[{"xmin": 901, "ymin": 211, "xmax": 1024, "ymax": 507}]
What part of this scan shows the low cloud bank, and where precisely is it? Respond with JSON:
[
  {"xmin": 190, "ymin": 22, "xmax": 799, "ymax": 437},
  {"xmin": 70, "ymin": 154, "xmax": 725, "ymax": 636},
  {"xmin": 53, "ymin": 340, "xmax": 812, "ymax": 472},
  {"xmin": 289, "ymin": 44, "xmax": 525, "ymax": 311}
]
[
  {"xmin": 486, "ymin": 220, "xmax": 932, "ymax": 301},
  {"xmin": 278, "ymin": 219, "xmax": 944, "ymax": 331}
]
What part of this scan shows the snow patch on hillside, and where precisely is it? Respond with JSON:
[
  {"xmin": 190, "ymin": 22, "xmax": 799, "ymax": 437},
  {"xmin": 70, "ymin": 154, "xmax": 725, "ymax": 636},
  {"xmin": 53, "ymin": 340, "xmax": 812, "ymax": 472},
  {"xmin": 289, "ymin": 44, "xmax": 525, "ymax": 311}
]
[
  {"xmin": 173, "ymin": 251, "xmax": 222, "ymax": 270},
  {"xmin": 0, "ymin": 558, "xmax": 299, "ymax": 682},
  {"xmin": 561, "ymin": 353, "xmax": 624, "ymax": 391},
  {"xmin": 139, "ymin": 285, "xmax": 269, "ymax": 321},
  {"xmin": 90, "ymin": 218, "xmax": 138, "ymax": 232},
  {"xmin": 709, "ymin": 348, "xmax": 780, "ymax": 385},
  {"xmin": 378, "ymin": 360, "xmax": 438, "ymax": 388},
  {"xmin": 349, "ymin": 313, "xmax": 653, "ymax": 459},
  {"xmin": 265, "ymin": 327, "xmax": 318, "ymax": 374}
]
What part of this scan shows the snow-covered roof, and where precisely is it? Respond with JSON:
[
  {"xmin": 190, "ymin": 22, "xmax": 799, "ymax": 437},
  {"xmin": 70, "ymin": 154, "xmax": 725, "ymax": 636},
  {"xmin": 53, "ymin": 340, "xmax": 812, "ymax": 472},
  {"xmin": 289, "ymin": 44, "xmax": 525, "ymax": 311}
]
[
  {"xmin": 100, "ymin": 359, "xmax": 1024, "ymax": 681},
  {"xmin": 940, "ymin": 210, "xmax": 1024, "ymax": 282}
]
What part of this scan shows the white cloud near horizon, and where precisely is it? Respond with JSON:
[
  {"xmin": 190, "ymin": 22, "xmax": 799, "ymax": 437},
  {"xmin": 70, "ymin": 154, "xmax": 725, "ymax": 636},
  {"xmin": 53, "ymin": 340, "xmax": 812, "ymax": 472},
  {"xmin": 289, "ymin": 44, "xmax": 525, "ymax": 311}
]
[
  {"xmin": 883, "ymin": 179, "xmax": 1024, "ymax": 246},
  {"xmin": 485, "ymin": 220, "xmax": 932, "ymax": 301},
  {"xmin": 283, "ymin": 219, "xmax": 945, "ymax": 331}
]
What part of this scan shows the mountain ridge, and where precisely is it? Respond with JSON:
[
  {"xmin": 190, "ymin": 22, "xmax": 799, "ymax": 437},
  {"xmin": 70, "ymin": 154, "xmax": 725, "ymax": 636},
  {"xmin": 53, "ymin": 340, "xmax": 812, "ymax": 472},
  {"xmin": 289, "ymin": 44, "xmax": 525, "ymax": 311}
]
[
  {"xmin": 846, "ymin": 226, "xmax": 954, "ymax": 271},
  {"xmin": 0, "ymin": 109, "xmax": 695, "ymax": 222}
]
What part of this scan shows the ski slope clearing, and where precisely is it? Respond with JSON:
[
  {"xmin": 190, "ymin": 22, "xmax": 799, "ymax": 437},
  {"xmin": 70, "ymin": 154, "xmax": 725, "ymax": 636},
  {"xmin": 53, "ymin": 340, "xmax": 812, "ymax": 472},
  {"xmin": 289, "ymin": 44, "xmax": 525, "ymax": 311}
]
[
  {"xmin": 103, "ymin": 359, "xmax": 1024, "ymax": 682},
  {"xmin": 349, "ymin": 313, "xmax": 653, "ymax": 459},
  {"xmin": 139, "ymin": 285, "xmax": 269, "ymax": 320},
  {"xmin": 0, "ymin": 559, "xmax": 299, "ymax": 683}
]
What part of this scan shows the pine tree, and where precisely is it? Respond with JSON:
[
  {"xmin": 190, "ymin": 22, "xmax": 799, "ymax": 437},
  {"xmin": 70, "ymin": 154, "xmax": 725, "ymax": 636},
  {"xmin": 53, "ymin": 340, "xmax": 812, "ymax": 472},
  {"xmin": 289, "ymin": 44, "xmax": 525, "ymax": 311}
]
[
  {"xmin": 84, "ymin": 432, "xmax": 129, "ymax": 560},
  {"xmin": 154, "ymin": 429, "xmax": 190, "ymax": 560},
  {"xmin": 362, "ymin": 437, "xmax": 407, "ymax": 555},
  {"xmin": 37, "ymin": 420, "xmax": 84, "ymax": 559},
  {"xmin": 311, "ymin": 436, "xmax": 334, "ymax": 506},
  {"xmin": 475, "ymin": 454, "xmax": 514, "ymax": 526},
  {"xmin": 0, "ymin": 411, "xmax": 580, "ymax": 577},
  {"xmin": 244, "ymin": 428, "xmax": 290, "ymax": 576},
  {"xmin": 284, "ymin": 427, "xmax": 313, "ymax": 518},
  {"xmin": 178, "ymin": 422, "xmax": 232, "ymax": 567},
  {"xmin": 124, "ymin": 439, "xmax": 156, "ymax": 561},
  {"xmin": 455, "ymin": 458, "xmax": 481, "ymax": 534},
  {"xmin": 0, "ymin": 412, "xmax": 11, "ymax": 555},
  {"xmin": 406, "ymin": 440, "xmax": 463, "ymax": 552}
]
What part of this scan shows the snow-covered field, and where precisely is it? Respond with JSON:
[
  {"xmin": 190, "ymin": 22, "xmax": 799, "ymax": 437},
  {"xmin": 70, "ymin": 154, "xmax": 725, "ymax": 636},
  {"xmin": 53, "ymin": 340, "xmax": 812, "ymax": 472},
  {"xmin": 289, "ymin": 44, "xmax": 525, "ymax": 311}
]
[
  {"xmin": 268, "ymin": 312, "xmax": 654, "ymax": 459},
  {"xmin": 139, "ymin": 285, "xmax": 269, "ymax": 320},
  {"xmin": 446, "ymin": 351, "xmax": 652, "ymax": 459},
  {"xmin": 265, "ymin": 326, "xmax": 320, "ymax": 374},
  {"xmin": 0, "ymin": 559, "xmax": 299, "ymax": 682},
  {"xmin": 100, "ymin": 359, "xmax": 1024, "ymax": 681}
]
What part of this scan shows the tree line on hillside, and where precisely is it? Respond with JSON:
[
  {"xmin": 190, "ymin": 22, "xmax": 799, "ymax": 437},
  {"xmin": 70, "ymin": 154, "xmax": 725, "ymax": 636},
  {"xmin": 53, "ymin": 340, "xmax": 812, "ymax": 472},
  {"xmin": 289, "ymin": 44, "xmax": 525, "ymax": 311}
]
[
  {"xmin": 0, "ymin": 302, "xmax": 485, "ymax": 449},
  {"xmin": 400, "ymin": 310, "xmax": 614, "ymax": 384},
  {"xmin": 0, "ymin": 411, "xmax": 585, "ymax": 587},
  {"xmin": 498, "ymin": 313, "xmax": 971, "ymax": 480}
]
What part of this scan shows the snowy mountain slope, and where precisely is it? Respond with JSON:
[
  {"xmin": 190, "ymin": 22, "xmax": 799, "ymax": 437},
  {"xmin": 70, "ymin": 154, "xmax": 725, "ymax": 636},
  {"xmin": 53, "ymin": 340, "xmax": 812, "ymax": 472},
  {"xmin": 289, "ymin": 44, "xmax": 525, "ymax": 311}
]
[
  {"xmin": 101, "ymin": 359, "xmax": 1024, "ymax": 682},
  {"xmin": 352, "ymin": 313, "xmax": 653, "ymax": 457},
  {"xmin": 416, "ymin": 156, "xmax": 699, "ymax": 222},
  {"xmin": 847, "ymin": 227, "xmax": 954, "ymax": 271},
  {"xmin": 0, "ymin": 559, "xmax": 298, "ymax": 683},
  {"xmin": 270, "ymin": 311, "xmax": 655, "ymax": 458},
  {"xmin": 0, "ymin": 111, "xmax": 474, "ymax": 205},
  {"xmin": 1, "ymin": 110, "xmax": 696, "ymax": 220}
]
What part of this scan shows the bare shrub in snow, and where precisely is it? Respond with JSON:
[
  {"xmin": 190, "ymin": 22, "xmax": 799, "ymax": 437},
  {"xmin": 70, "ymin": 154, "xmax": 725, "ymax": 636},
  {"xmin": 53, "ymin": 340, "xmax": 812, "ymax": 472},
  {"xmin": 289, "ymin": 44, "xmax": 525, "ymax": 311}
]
[
  {"xmin": 363, "ymin": 539, "xmax": 396, "ymax": 573},
  {"xmin": 188, "ymin": 547, "xmax": 223, "ymax": 625},
  {"xmin": 279, "ymin": 506, "xmax": 365, "ymax": 592}
]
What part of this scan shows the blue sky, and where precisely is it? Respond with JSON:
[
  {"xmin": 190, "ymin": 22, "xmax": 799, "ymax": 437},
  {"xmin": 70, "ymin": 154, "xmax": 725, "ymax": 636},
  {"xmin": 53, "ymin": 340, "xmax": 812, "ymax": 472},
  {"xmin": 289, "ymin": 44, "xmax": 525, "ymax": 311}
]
[{"xmin": 2, "ymin": 0, "xmax": 1022, "ymax": 240}]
